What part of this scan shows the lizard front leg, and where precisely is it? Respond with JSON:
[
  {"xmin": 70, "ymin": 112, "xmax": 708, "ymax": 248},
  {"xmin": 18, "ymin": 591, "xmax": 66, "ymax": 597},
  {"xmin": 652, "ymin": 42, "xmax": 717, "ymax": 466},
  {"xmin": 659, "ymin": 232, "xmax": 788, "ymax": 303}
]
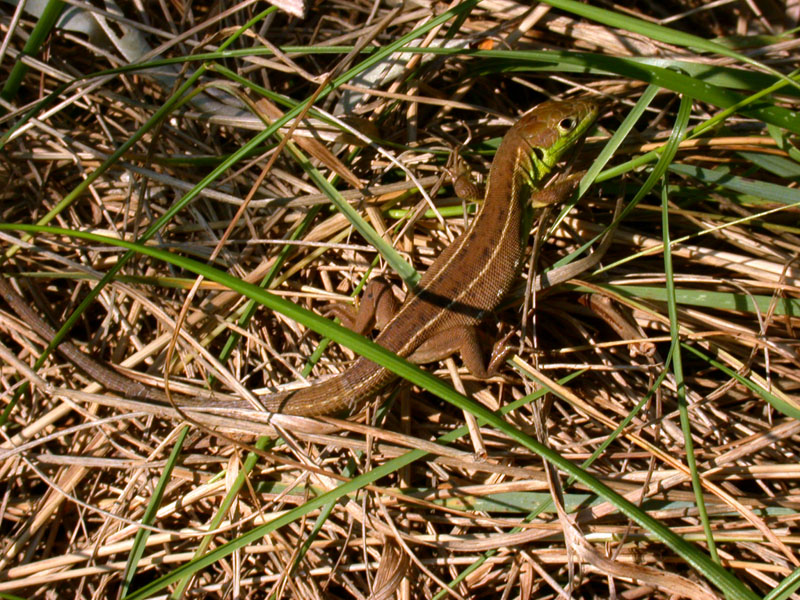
[{"xmin": 324, "ymin": 277, "xmax": 399, "ymax": 335}]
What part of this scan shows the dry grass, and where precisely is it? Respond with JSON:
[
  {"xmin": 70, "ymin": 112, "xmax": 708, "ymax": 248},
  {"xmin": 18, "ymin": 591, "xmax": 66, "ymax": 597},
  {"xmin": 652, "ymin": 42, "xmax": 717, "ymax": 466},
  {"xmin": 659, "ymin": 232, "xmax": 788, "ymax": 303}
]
[{"xmin": 1, "ymin": 1, "xmax": 799, "ymax": 599}]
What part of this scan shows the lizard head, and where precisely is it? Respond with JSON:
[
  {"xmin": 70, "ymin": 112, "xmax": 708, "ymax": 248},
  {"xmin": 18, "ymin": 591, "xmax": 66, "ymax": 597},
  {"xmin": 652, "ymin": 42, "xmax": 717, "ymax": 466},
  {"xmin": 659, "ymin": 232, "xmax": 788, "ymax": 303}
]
[{"xmin": 506, "ymin": 98, "xmax": 599, "ymax": 195}]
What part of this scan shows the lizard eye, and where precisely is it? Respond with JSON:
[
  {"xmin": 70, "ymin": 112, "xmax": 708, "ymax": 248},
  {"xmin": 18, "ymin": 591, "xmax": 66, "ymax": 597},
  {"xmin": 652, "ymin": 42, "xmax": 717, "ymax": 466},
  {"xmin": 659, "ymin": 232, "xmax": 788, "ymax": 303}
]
[{"xmin": 559, "ymin": 117, "xmax": 576, "ymax": 131}]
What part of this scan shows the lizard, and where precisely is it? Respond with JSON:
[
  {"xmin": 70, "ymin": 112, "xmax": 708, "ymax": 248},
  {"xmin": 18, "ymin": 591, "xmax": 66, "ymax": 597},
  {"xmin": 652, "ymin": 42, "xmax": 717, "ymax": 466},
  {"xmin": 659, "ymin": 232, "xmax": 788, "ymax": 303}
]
[{"xmin": 0, "ymin": 98, "xmax": 599, "ymax": 417}]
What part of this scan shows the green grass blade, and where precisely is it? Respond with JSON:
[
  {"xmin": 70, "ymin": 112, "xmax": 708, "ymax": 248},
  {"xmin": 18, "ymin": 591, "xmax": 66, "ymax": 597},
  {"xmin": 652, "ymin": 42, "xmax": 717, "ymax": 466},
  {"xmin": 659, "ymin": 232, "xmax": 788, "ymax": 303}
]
[
  {"xmin": 661, "ymin": 95, "xmax": 720, "ymax": 563},
  {"xmin": 170, "ymin": 436, "xmax": 278, "ymax": 599},
  {"xmin": 1, "ymin": 1, "xmax": 66, "ymax": 104},
  {"xmin": 0, "ymin": 223, "xmax": 760, "ymax": 600},
  {"xmin": 669, "ymin": 163, "xmax": 800, "ymax": 205},
  {"xmin": 540, "ymin": 0, "xmax": 800, "ymax": 92},
  {"xmin": 682, "ymin": 344, "xmax": 800, "ymax": 421},
  {"xmin": 122, "ymin": 426, "xmax": 189, "ymax": 597},
  {"xmin": 583, "ymin": 285, "xmax": 800, "ymax": 318},
  {"xmin": 765, "ymin": 567, "xmax": 800, "ymax": 600}
]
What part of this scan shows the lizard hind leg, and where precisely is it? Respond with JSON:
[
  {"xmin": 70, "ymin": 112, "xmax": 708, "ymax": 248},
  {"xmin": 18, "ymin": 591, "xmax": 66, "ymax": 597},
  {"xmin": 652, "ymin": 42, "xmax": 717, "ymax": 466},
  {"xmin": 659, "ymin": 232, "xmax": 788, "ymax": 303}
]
[{"xmin": 407, "ymin": 325, "xmax": 511, "ymax": 379}]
